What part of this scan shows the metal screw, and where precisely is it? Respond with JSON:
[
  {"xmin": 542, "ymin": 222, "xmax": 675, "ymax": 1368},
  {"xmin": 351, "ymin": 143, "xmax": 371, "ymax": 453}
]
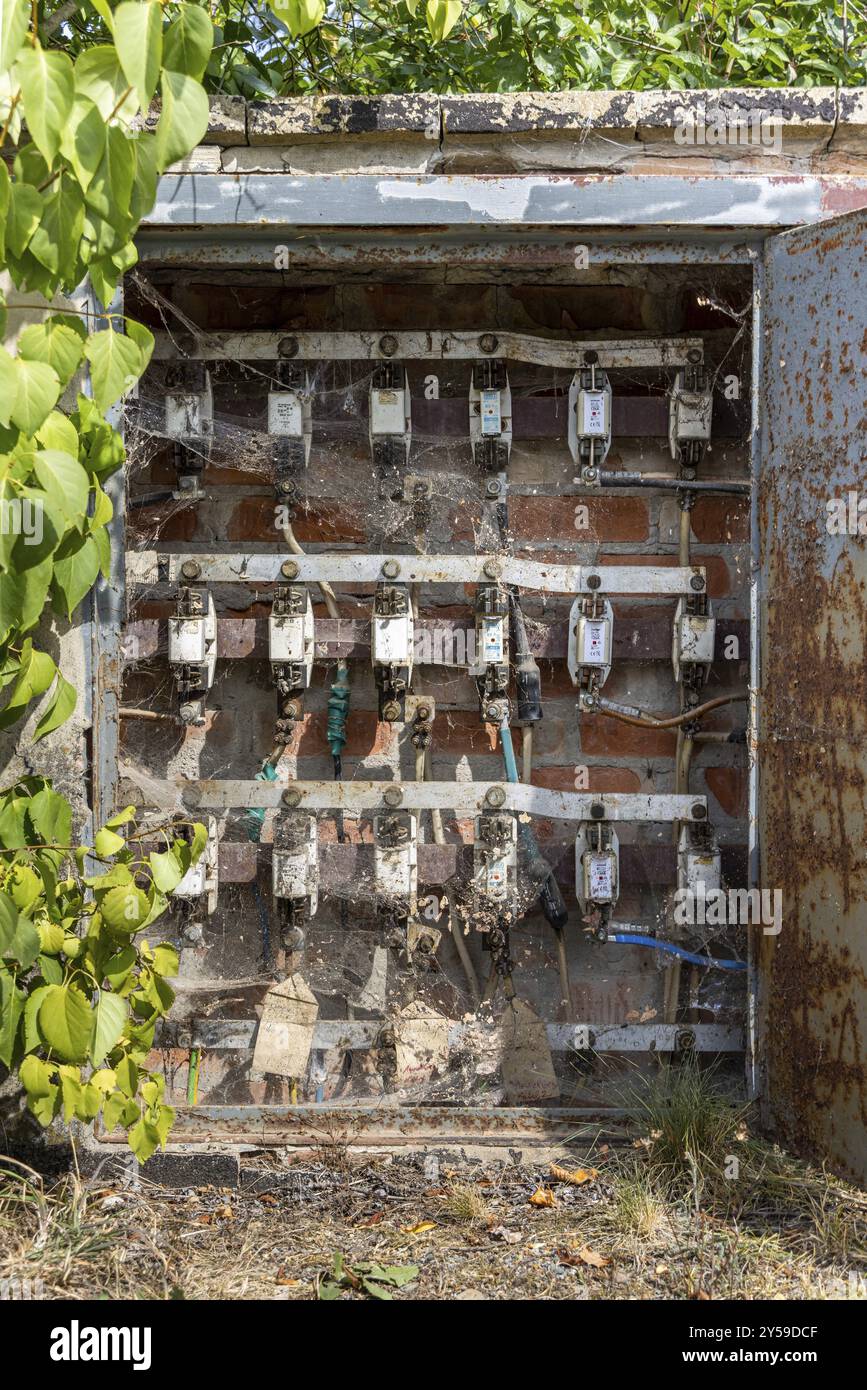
[
  {"xmin": 382, "ymin": 700, "xmax": 401, "ymax": 722},
  {"xmin": 676, "ymin": 1028, "xmax": 696, "ymax": 1052},
  {"xmin": 485, "ymin": 479, "xmax": 501, "ymax": 497},
  {"xmin": 277, "ymin": 336, "xmax": 299, "ymax": 358},
  {"xmin": 383, "ymin": 787, "xmax": 403, "ymax": 809},
  {"xmin": 583, "ymin": 350, "xmax": 599, "ymax": 365},
  {"xmin": 416, "ymin": 704, "xmax": 431, "ymax": 722},
  {"xmin": 379, "ymin": 334, "xmax": 399, "ymax": 357},
  {"xmin": 690, "ymin": 573, "xmax": 706, "ymax": 592},
  {"xmin": 586, "ymin": 573, "xmax": 601, "ymax": 590},
  {"xmin": 691, "ymin": 802, "xmax": 707, "ymax": 820},
  {"xmin": 479, "ymin": 333, "xmax": 498, "ymax": 354},
  {"xmin": 180, "ymin": 560, "xmax": 201, "ymax": 581},
  {"xmin": 590, "ymin": 802, "xmax": 605, "ymax": 820},
  {"xmin": 583, "ymin": 466, "xmax": 598, "ymax": 482},
  {"xmin": 485, "ymin": 785, "xmax": 506, "ymax": 808},
  {"xmin": 282, "ymin": 788, "xmax": 302, "ymax": 808},
  {"xmin": 381, "ymin": 559, "xmax": 401, "ymax": 579},
  {"xmin": 179, "ymin": 702, "xmax": 198, "ymax": 724},
  {"xmin": 482, "ymin": 559, "xmax": 502, "ymax": 580},
  {"xmin": 281, "ymin": 559, "xmax": 299, "ymax": 580},
  {"xmin": 687, "ymin": 348, "xmax": 703, "ymax": 365}
]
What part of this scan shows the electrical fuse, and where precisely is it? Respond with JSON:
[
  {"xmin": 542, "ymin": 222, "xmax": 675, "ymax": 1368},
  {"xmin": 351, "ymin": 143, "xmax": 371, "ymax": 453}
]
[
  {"xmin": 269, "ymin": 585, "xmax": 315, "ymax": 685},
  {"xmin": 575, "ymin": 822, "xmax": 620, "ymax": 915},
  {"xmin": 568, "ymin": 595, "xmax": 614, "ymax": 706},
  {"xmin": 470, "ymin": 360, "xmax": 512, "ymax": 472},
  {"xmin": 473, "ymin": 814, "xmax": 518, "ymax": 906},
  {"xmin": 372, "ymin": 583, "xmax": 414, "ymax": 722},
  {"xmin": 678, "ymin": 822, "xmax": 721, "ymax": 899},
  {"xmin": 164, "ymin": 362, "xmax": 213, "ymax": 500},
  {"xmin": 473, "ymin": 583, "xmax": 510, "ymax": 724},
  {"xmin": 374, "ymin": 812, "xmax": 418, "ymax": 911},
  {"xmin": 268, "ymin": 365, "xmax": 312, "ymax": 511},
  {"xmin": 369, "ymin": 363, "xmax": 411, "ymax": 499},
  {"xmin": 568, "ymin": 354, "xmax": 612, "ymax": 483},
  {"xmin": 669, "ymin": 353, "xmax": 712, "ymax": 471},
  {"xmin": 672, "ymin": 596, "xmax": 716, "ymax": 688},
  {"xmin": 174, "ymin": 816, "xmax": 219, "ymax": 916},
  {"xmin": 168, "ymin": 586, "xmax": 217, "ymax": 724},
  {"xmin": 272, "ymin": 815, "xmax": 319, "ymax": 915}
]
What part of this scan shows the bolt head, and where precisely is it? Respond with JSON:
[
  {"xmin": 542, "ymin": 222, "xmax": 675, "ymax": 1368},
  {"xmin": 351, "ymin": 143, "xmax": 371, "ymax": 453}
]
[
  {"xmin": 382, "ymin": 701, "xmax": 401, "ymax": 722},
  {"xmin": 180, "ymin": 560, "xmax": 201, "ymax": 581},
  {"xmin": 485, "ymin": 785, "xmax": 506, "ymax": 809},
  {"xmin": 691, "ymin": 802, "xmax": 707, "ymax": 821},
  {"xmin": 282, "ymin": 788, "xmax": 303, "ymax": 808},
  {"xmin": 277, "ymin": 336, "xmax": 299, "ymax": 359},
  {"xmin": 383, "ymin": 787, "xmax": 403, "ymax": 809},
  {"xmin": 589, "ymin": 802, "xmax": 605, "ymax": 820},
  {"xmin": 179, "ymin": 702, "xmax": 198, "ymax": 724},
  {"xmin": 381, "ymin": 559, "xmax": 401, "ymax": 579},
  {"xmin": 485, "ymin": 479, "xmax": 502, "ymax": 497},
  {"xmin": 690, "ymin": 573, "xmax": 706, "ymax": 591},
  {"xmin": 379, "ymin": 334, "xmax": 398, "ymax": 357},
  {"xmin": 687, "ymin": 348, "xmax": 703, "ymax": 365},
  {"xmin": 482, "ymin": 559, "xmax": 502, "ymax": 580},
  {"xmin": 281, "ymin": 559, "xmax": 299, "ymax": 579},
  {"xmin": 586, "ymin": 573, "xmax": 601, "ymax": 590},
  {"xmin": 479, "ymin": 333, "xmax": 498, "ymax": 354},
  {"xmin": 416, "ymin": 704, "xmax": 431, "ymax": 722}
]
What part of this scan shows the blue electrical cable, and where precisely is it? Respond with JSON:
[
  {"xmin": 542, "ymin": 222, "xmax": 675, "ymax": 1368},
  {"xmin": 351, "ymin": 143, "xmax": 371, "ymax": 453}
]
[
  {"xmin": 499, "ymin": 720, "xmax": 521, "ymax": 784},
  {"xmin": 607, "ymin": 933, "xmax": 747, "ymax": 971}
]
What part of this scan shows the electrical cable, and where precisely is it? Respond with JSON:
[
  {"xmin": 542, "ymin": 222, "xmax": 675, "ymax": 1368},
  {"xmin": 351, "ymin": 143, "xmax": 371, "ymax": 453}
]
[
  {"xmin": 594, "ymin": 691, "xmax": 747, "ymax": 729},
  {"xmin": 607, "ymin": 934, "xmax": 747, "ymax": 971}
]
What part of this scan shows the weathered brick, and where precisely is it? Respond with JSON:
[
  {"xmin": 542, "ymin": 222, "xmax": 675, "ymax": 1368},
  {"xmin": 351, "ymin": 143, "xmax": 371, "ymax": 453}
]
[
  {"xmin": 705, "ymin": 766, "xmax": 748, "ymax": 818},
  {"xmin": 690, "ymin": 496, "xmax": 750, "ymax": 543},
  {"xmin": 226, "ymin": 497, "xmax": 366, "ymax": 543},
  {"xmin": 531, "ymin": 765, "xmax": 642, "ymax": 793},
  {"xmin": 580, "ymin": 714, "xmax": 677, "ymax": 758},
  {"xmin": 511, "ymin": 493, "xmax": 649, "ymax": 543}
]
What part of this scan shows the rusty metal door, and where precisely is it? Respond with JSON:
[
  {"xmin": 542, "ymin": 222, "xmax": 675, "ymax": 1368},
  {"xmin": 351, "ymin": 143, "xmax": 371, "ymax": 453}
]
[{"xmin": 758, "ymin": 207, "xmax": 867, "ymax": 1183}]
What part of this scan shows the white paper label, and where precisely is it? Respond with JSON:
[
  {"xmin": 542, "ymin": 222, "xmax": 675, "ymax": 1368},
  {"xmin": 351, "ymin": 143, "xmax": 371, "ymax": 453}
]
[
  {"xmin": 480, "ymin": 389, "xmax": 502, "ymax": 436},
  {"xmin": 582, "ymin": 391, "xmax": 606, "ymax": 436},
  {"xmin": 588, "ymin": 853, "xmax": 614, "ymax": 900},
  {"xmin": 582, "ymin": 619, "xmax": 608, "ymax": 665}
]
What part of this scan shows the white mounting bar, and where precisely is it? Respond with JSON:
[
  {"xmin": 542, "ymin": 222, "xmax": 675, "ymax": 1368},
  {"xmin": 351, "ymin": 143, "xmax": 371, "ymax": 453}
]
[
  {"xmin": 138, "ymin": 780, "xmax": 706, "ymax": 822},
  {"xmin": 128, "ymin": 551, "xmax": 707, "ymax": 597},
  {"xmin": 151, "ymin": 331, "xmax": 704, "ymax": 370}
]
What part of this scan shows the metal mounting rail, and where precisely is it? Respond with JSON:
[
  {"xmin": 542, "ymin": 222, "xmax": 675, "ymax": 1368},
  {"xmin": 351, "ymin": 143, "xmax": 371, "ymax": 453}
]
[
  {"xmin": 127, "ymin": 551, "xmax": 707, "ymax": 596},
  {"xmin": 137, "ymin": 779, "xmax": 706, "ymax": 821},
  {"xmin": 169, "ymin": 1019, "xmax": 743, "ymax": 1054},
  {"xmin": 150, "ymin": 330, "xmax": 703, "ymax": 370}
]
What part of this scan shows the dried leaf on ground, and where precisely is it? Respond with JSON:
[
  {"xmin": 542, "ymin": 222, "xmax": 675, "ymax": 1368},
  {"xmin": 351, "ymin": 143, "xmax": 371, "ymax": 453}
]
[
  {"xmin": 558, "ymin": 1243, "xmax": 610, "ymax": 1269},
  {"xmin": 549, "ymin": 1163, "xmax": 599, "ymax": 1186},
  {"xmin": 402, "ymin": 1220, "xmax": 437, "ymax": 1235},
  {"xmin": 529, "ymin": 1186, "xmax": 557, "ymax": 1208}
]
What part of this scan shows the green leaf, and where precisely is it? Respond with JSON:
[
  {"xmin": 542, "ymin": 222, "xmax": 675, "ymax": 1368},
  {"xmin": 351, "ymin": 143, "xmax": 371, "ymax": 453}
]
[
  {"xmin": 84, "ymin": 324, "xmax": 143, "ymax": 410},
  {"xmin": 267, "ymin": 0, "xmax": 325, "ymax": 38},
  {"xmin": 61, "ymin": 94, "xmax": 106, "ymax": 193},
  {"xmin": 0, "ymin": 640, "xmax": 56, "ymax": 729},
  {"xmin": 19, "ymin": 1051, "xmax": 54, "ymax": 1097},
  {"xmin": 52, "ymin": 534, "xmax": 101, "ymax": 618},
  {"xmin": 33, "ymin": 671, "xmax": 77, "ymax": 742},
  {"xmin": 95, "ymin": 826, "xmax": 125, "ymax": 857},
  {"xmin": 426, "ymin": 0, "xmax": 462, "ymax": 42},
  {"xmin": 124, "ymin": 318, "xmax": 154, "ymax": 373},
  {"xmin": 128, "ymin": 1116, "xmax": 161, "ymax": 1162},
  {"xmin": 11, "ymin": 359, "xmax": 61, "ymax": 435},
  {"xmin": 103, "ymin": 1089, "xmax": 135, "ymax": 1131},
  {"xmin": 27, "ymin": 176, "xmax": 86, "ymax": 288},
  {"xmin": 38, "ymin": 983, "xmax": 93, "ymax": 1062},
  {"xmin": 0, "ymin": 0, "xmax": 28, "ymax": 73},
  {"xmin": 7, "ymin": 863, "xmax": 41, "ymax": 909},
  {"xmin": 5, "ymin": 182, "xmax": 41, "ymax": 259},
  {"xmin": 151, "ymin": 943, "xmax": 178, "ymax": 978},
  {"xmin": 74, "ymin": 45, "xmax": 139, "ymax": 125},
  {"xmin": 37, "ymin": 920, "xmax": 64, "ymax": 954},
  {"xmin": 113, "ymin": 0, "xmax": 163, "ymax": 111},
  {"xmin": 105, "ymin": 805, "xmax": 136, "ymax": 829},
  {"xmin": 33, "ymin": 447, "xmax": 91, "ymax": 521},
  {"xmin": 104, "ymin": 943, "xmax": 136, "ymax": 989},
  {"xmin": 90, "ymin": 990, "xmax": 127, "ymax": 1064},
  {"xmin": 0, "ymin": 345, "xmax": 16, "ymax": 426},
  {"xmin": 0, "ymin": 968, "xmax": 24, "ymax": 1065},
  {"xmin": 18, "ymin": 320, "xmax": 86, "ymax": 390},
  {"xmin": 85, "ymin": 124, "xmax": 136, "ymax": 236},
  {"xmin": 14, "ymin": 43, "xmax": 75, "ymax": 165},
  {"xmin": 59, "ymin": 1067, "xmax": 84, "ymax": 1121},
  {"xmin": 0, "ymin": 890, "xmax": 40, "ymax": 967},
  {"xmin": 162, "ymin": 5, "xmax": 213, "ymax": 81},
  {"xmin": 115, "ymin": 1051, "xmax": 138, "ymax": 1096},
  {"xmin": 154, "ymin": 67, "xmax": 210, "ymax": 171},
  {"xmin": 148, "ymin": 848, "xmax": 183, "ymax": 894},
  {"xmin": 101, "ymin": 883, "xmax": 149, "ymax": 933}
]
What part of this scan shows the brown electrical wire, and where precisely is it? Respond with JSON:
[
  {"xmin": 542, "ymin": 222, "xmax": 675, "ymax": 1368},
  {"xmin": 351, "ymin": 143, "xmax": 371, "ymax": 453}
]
[{"xmin": 597, "ymin": 692, "xmax": 747, "ymax": 730}]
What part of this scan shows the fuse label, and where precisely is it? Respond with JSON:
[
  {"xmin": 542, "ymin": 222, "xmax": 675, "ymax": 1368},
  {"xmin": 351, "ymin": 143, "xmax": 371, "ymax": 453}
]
[
  {"xmin": 268, "ymin": 393, "xmax": 304, "ymax": 436},
  {"xmin": 588, "ymin": 853, "xmax": 614, "ymax": 901},
  {"xmin": 480, "ymin": 389, "xmax": 502, "ymax": 436},
  {"xmin": 582, "ymin": 619, "xmax": 608, "ymax": 664},
  {"xmin": 582, "ymin": 391, "xmax": 607, "ymax": 436}
]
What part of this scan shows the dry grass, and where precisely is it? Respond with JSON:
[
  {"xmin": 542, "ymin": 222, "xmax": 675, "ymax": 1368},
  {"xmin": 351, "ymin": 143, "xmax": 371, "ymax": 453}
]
[{"xmin": 1, "ymin": 1126, "xmax": 865, "ymax": 1301}]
